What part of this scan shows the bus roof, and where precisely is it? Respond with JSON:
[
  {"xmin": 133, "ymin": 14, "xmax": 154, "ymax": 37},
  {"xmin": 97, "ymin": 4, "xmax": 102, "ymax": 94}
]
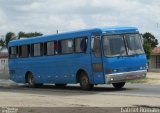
[{"xmin": 8, "ymin": 26, "xmax": 138, "ymax": 46}]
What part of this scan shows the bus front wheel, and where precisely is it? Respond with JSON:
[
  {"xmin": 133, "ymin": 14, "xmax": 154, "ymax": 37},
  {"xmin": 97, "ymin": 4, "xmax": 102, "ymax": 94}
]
[
  {"xmin": 112, "ymin": 82, "xmax": 125, "ymax": 89},
  {"xmin": 79, "ymin": 72, "xmax": 93, "ymax": 90}
]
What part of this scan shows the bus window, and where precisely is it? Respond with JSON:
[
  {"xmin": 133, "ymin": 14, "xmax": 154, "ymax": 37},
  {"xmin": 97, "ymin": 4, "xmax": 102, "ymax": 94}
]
[
  {"xmin": 40, "ymin": 43, "xmax": 43, "ymax": 56},
  {"xmin": 103, "ymin": 35, "xmax": 127, "ymax": 57},
  {"xmin": 19, "ymin": 45, "xmax": 30, "ymax": 58},
  {"xmin": 31, "ymin": 43, "xmax": 43, "ymax": 57},
  {"xmin": 61, "ymin": 39, "xmax": 74, "ymax": 54},
  {"xmin": 75, "ymin": 37, "xmax": 88, "ymax": 53},
  {"xmin": 9, "ymin": 46, "xmax": 18, "ymax": 58},
  {"xmin": 92, "ymin": 37, "xmax": 101, "ymax": 57},
  {"xmin": 125, "ymin": 34, "xmax": 144, "ymax": 55},
  {"xmin": 54, "ymin": 40, "xmax": 62, "ymax": 54},
  {"xmin": 44, "ymin": 41, "xmax": 55, "ymax": 55}
]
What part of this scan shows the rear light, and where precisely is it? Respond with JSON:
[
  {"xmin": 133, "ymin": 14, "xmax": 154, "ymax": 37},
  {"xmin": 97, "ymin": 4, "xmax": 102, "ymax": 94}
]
[
  {"xmin": 106, "ymin": 69, "xmax": 119, "ymax": 74},
  {"xmin": 106, "ymin": 69, "xmax": 112, "ymax": 74}
]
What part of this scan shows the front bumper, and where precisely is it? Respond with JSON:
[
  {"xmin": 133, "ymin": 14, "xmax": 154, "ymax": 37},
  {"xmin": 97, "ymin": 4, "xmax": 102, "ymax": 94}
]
[{"xmin": 105, "ymin": 70, "xmax": 147, "ymax": 84}]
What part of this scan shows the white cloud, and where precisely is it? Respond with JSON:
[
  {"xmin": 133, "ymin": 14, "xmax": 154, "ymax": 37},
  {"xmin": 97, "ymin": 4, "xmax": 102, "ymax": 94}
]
[
  {"xmin": 0, "ymin": 0, "xmax": 160, "ymax": 41},
  {"xmin": 68, "ymin": 18, "xmax": 87, "ymax": 30}
]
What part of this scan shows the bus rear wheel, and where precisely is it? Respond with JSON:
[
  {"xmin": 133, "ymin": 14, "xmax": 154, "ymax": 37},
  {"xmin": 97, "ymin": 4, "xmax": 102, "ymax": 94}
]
[
  {"xmin": 112, "ymin": 82, "xmax": 125, "ymax": 89},
  {"xmin": 27, "ymin": 73, "xmax": 43, "ymax": 88},
  {"xmin": 79, "ymin": 72, "xmax": 93, "ymax": 90}
]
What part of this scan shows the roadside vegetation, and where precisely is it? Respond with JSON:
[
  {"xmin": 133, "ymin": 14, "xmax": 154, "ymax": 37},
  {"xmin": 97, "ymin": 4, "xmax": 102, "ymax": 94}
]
[{"xmin": 129, "ymin": 77, "xmax": 159, "ymax": 84}]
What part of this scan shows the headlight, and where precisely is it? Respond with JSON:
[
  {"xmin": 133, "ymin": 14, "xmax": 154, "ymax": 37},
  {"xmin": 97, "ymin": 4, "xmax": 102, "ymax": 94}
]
[
  {"xmin": 112, "ymin": 69, "xmax": 119, "ymax": 73},
  {"xmin": 140, "ymin": 66, "xmax": 146, "ymax": 70},
  {"xmin": 140, "ymin": 66, "xmax": 143, "ymax": 70}
]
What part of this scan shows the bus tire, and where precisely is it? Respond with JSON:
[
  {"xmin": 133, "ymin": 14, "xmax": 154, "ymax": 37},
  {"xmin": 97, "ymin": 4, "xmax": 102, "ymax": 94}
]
[
  {"xmin": 112, "ymin": 82, "xmax": 125, "ymax": 89},
  {"xmin": 27, "ymin": 73, "xmax": 43, "ymax": 88},
  {"xmin": 55, "ymin": 84, "xmax": 67, "ymax": 87},
  {"xmin": 79, "ymin": 72, "xmax": 93, "ymax": 90}
]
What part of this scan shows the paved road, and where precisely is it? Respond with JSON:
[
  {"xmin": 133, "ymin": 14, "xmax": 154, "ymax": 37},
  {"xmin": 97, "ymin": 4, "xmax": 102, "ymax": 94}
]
[
  {"xmin": 0, "ymin": 80, "xmax": 159, "ymax": 97},
  {"xmin": 0, "ymin": 79, "xmax": 160, "ymax": 110},
  {"xmin": 1, "ymin": 72, "xmax": 160, "ymax": 98},
  {"xmin": 1, "ymin": 73, "xmax": 160, "ymax": 112},
  {"xmin": 104, "ymin": 84, "xmax": 160, "ymax": 98},
  {"xmin": 1, "ymin": 79, "xmax": 160, "ymax": 98}
]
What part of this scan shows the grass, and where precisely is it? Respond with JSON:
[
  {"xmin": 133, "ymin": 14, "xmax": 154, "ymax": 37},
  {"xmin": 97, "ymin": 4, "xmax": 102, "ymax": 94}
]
[{"xmin": 129, "ymin": 77, "xmax": 158, "ymax": 84}]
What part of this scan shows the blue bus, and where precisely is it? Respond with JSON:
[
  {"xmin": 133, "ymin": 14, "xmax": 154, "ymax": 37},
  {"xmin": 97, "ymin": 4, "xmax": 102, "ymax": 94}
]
[{"xmin": 8, "ymin": 27, "xmax": 147, "ymax": 90}]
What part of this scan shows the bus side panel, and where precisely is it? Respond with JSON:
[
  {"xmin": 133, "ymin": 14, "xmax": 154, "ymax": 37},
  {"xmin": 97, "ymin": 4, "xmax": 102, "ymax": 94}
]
[
  {"xmin": 10, "ymin": 58, "xmax": 29, "ymax": 83},
  {"xmin": 42, "ymin": 54, "xmax": 93, "ymax": 84},
  {"xmin": 12, "ymin": 58, "xmax": 45, "ymax": 84},
  {"xmin": 42, "ymin": 55, "xmax": 75, "ymax": 84},
  {"xmin": 72, "ymin": 53, "xmax": 93, "ymax": 84},
  {"xmin": 10, "ymin": 53, "xmax": 93, "ymax": 84},
  {"xmin": 8, "ymin": 59, "xmax": 20, "ymax": 82}
]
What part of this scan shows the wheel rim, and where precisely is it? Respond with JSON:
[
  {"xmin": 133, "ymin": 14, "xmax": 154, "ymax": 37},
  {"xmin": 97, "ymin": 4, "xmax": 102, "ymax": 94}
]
[
  {"xmin": 81, "ymin": 77, "xmax": 88, "ymax": 86},
  {"xmin": 28, "ymin": 73, "xmax": 33, "ymax": 85}
]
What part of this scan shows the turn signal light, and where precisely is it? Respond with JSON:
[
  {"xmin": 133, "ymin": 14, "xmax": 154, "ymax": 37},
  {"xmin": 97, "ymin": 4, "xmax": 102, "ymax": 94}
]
[{"xmin": 106, "ymin": 70, "xmax": 112, "ymax": 74}]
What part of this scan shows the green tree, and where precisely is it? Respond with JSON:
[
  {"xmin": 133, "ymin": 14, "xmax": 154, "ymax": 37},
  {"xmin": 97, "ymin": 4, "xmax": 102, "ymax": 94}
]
[
  {"xmin": 143, "ymin": 39, "xmax": 152, "ymax": 59},
  {"xmin": 18, "ymin": 31, "xmax": 43, "ymax": 39},
  {"xmin": 0, "ymin": 39, "xmax": 5, "ymax": 46},
  {"xmin": 142, "ymin": 32, "xmax": 158, "ymax": 60},
  {"xmin": 142, "ymin": 32, "xmax": 158, "ymax": 48},
  {"xmin": 5, "ymin": 32, "xmax": 15, "ymax": 48}
]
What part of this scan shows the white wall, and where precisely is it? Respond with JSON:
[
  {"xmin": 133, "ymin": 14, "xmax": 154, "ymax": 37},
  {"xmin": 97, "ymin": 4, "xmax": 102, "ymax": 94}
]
[{"xmin": 0, "ymin": 58, "xmax": 8, "ymax": 72}]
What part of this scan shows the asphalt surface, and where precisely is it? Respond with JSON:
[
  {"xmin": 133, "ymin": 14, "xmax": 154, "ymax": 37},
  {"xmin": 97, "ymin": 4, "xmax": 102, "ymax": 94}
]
[
  {"xmin": 105, "ymin": 83, "xmax": 160, "ymax": 98},
  {"xmin": 0, "ymin": 80, "xmax": 160, "ymax": 113},
  {"xmin": 0, "ymin": 79, "xmax": 160, "ymax": 98}
]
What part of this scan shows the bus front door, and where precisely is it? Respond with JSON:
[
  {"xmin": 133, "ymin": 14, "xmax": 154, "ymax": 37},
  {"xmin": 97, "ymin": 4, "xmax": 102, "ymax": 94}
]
[{"xmin": 91, "ymin": 36, "xmax": 105, "ymax": 84}]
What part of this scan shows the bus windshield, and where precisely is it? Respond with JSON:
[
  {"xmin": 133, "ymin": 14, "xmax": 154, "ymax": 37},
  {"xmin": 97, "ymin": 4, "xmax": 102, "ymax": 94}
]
[
  {"xmin": 125, "ymin": 34, "xmax": 144, "ymax": 55},
  {"xmin": 103, "ymin": 34, "xmax": 144, "ymax": 57},
  {"xmin": 103, "ymin": 35, "xmax": 127, "ymax": 57}
]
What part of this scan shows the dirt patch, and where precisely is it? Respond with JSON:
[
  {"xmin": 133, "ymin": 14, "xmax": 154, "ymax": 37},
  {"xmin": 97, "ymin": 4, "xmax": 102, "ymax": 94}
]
[{"xmin": 0, "ymin": 72, "xmax": 9, "ymax": 79}]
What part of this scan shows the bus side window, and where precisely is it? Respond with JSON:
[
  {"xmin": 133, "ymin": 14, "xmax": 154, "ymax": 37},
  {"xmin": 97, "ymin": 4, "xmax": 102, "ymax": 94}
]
[
  {"xmin": 44, "ymin": 42, "xmax": 47, "ymax": 55},
  {"xmin": 31, "ymin": 43, "xmax": 41, "ymax": 57},
  {"xmin": 61, "ymin": 39, "xmax": 74, "ymax": 54},
  {"xmin": 40, "ymin": 43, "xmax": 43, "ymax": 56},
  {"xmin": 19, "ymin": 45, "xmax": 30, "ymax": 58},
  {"xmin": 57, "ymin": 40, "xmax": 62, "ymax": 54},
  {"xmin": 9, "ymin": 46, "xmax": 18, "ymax": 58},
  {"xmin": 31, "ymin": 44, "xmax": 34, "ymax": 56},
  {"xmin": 75, "ymin": 37, "xmax": 88, "ymax": 53},
  {"xmin": 54, "ymin": 41, "xmax": 58, "ymax": 54},
  {"xmin": 44, "ymin": 41, "xmax": 55, "ymax": 55},
  {"xmin": 27, "ymin": 45, "xmax": 30, "ymax": 56},
  {"xmin": 92, "ymin": 37, "xmax": 101, "ymax": 57},
  {"xmin": 19, "ymin": 46, "xmax": 22, "ymax": 57}
]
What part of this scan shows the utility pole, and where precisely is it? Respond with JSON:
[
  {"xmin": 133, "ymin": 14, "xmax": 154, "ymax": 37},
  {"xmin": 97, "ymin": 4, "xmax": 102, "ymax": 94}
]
[
  {"xmin": 157, "ymin": 23, "xmax": 159, "ymax": 29},
  {"xmin": 156, "ymin": 23, "xmax": 160, "ymax": 46}
]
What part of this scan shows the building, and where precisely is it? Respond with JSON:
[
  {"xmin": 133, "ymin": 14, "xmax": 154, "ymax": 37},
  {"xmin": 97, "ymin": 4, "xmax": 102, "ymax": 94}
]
[
  {"xmin": 150, "ymin": 47, "xmax": 160, "ymax": 72},
  {"xmin": 0, "ymin": 46, "xmax": 8, "ymax": 72}
]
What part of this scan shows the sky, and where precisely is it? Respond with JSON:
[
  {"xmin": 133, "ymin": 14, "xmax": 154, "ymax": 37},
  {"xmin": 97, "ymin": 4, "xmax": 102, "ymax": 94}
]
[{"xmin": 0, "ymin": 0, "xmax": 160, "ymax": 41}]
